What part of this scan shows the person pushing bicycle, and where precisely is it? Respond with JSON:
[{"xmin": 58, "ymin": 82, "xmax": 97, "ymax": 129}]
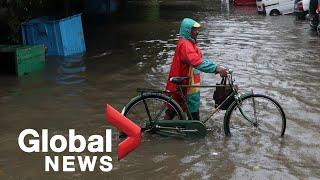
[{"xmin": 165, "ymin": 18, "xmax": 228, "ymax": 120}]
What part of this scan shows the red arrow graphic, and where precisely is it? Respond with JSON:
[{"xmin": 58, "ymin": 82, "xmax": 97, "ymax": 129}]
[{"xmin": 105, "ymin": 104, "xmax": 141, "ymax": 160}]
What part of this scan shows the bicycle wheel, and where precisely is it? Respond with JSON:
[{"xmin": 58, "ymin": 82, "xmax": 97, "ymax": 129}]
[
  {"xmin": 224, "ymin": 93, "xmax": 286, "ymax": 137},
  {"xmin": 122, "ymin": 93, "xmax": 185, "ymax": 131}
]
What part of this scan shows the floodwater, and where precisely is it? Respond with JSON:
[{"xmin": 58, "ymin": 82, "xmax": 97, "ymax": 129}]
[{"xmin": 1, "ymin": 0, "xmax": 320, "ymax": 179}]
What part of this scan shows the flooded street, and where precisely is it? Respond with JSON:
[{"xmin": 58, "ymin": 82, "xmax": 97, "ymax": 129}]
[{"xmin": 0, "ymin": 0, "xmax": 320, "ymax": 179}]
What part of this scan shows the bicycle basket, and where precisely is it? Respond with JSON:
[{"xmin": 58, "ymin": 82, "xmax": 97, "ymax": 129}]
[{"xmin": 213, "ymin": 77, "xmax": 234, "ymax": 110}]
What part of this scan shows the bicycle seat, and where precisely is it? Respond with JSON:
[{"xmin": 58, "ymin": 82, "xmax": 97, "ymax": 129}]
[{"xmin": 169, "ymin": 77, "xmax": 189, "ymax": 84}]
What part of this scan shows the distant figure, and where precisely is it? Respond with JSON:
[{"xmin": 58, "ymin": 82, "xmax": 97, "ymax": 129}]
[
  {"xmin": 165, "ymin": 18, "xmax": 228, "ymax": 120},
  {"xmin": 309, "ymin": 0, "xmax": 319, "ymax": 31}
]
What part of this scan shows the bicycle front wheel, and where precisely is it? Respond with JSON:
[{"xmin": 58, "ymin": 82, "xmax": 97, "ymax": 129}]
[
  {"xmin": 122, "ymin": 93, "xmax": 185, "ymax": 131},
  {"xmin": 224, "ymin": 94, "xmax": 286, "ymax": 137}
]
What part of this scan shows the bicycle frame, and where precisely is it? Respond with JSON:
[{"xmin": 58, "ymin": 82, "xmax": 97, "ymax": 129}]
[
  {"xmin": 137, "ymin": 71, "xmax": 256, "ymax": 129},
  {"xmin": 176, "ymin": 73, "xmax": 241, "ymax": 123}
]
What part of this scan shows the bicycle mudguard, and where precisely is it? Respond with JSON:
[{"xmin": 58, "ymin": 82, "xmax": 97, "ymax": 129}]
[
  {"xmin": 239, "ymin": 91, "xmax": 254, "ymax": 98},
  {"xmin": 153, "ymin": 120, "xmax": 207, "ymax": 138}
]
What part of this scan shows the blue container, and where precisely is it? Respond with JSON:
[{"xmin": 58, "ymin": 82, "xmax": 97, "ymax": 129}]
[{"xmin": 21, "ymin": 14, "xmax": 86, "ymax": 56}]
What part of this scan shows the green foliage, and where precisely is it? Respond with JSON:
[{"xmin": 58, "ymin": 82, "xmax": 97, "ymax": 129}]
[
  {"xmin": 2, "ymin": 0, "xmax": 51, "ymax": 43},
  {"xmin": 2, "ymin": 0, "xmax": 77, "ymax": 43},
  {"xmin": 15, "ymin": 0, "xmax": 51, "ymax": 19}
]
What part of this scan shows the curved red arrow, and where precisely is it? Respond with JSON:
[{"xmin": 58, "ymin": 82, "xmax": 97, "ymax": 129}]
[{"xmin": 105, "ymin": 104, "xmax": 141, "ymax": 160}]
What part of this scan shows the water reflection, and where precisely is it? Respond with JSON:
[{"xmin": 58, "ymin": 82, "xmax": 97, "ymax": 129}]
[
  {"xmin": 56, "ymin": 55, "xmax": 86, "ymax": 85},
  {"xmin": 46, "ymin": 55, "xmax": 86, "ymax": 85},
  {"xmin": 123, "ymin": 0, "xmax": 159, "ymax": 21}
]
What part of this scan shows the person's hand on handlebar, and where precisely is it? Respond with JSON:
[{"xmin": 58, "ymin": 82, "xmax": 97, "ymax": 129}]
[{"xmin": 215, "ymin": 65, "xmax": 228, "ymax": 77}]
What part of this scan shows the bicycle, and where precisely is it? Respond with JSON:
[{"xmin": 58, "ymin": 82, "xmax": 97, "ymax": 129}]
[{"xmin": 121, "ymin": 70, "xmax": 286, "ymax": 138}]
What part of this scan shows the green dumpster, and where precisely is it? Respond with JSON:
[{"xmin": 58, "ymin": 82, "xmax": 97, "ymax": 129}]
[{"xmin": 0, "ymin": 45, "xmax": 45, "ymax": 77}]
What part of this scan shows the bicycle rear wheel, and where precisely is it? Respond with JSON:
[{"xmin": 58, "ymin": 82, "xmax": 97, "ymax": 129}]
[
  {"xmin": 122, "ymin": 93, "xmax": 185, "ymax": 131},
  {"xmin": 224, "ymin": 94, "xmax": 286, "ymax": 137}
]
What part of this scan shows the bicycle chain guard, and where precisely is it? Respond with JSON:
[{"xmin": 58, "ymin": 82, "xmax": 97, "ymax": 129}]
[{"xmin": 152, "ymin": 120, "xmax": 207, "ymax": 138}]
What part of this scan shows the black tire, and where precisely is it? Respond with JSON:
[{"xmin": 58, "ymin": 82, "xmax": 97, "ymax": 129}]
[
  {"xmin": 270, "ymin": 9, "xmax": 281, "ymax": 16},
  {"xmin": 122, "ymin": 93, "xmax": 185, "ymax": 130},
  {"xmin": 224, "ymin": 94, "xmax": 286, "ymax": 137}
]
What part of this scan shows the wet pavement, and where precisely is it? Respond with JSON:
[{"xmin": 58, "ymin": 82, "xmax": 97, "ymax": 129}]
[{"xmin": 0, "ymin": 0, "xmax": 320, "ymax": 179}]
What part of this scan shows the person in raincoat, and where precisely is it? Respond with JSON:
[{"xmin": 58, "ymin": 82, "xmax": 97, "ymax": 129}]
[{"xmin": 165, "ymin": 18, "xmax": 228, "ymax": 120}]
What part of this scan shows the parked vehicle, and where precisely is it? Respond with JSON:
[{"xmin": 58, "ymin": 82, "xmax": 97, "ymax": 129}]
[
  {"xmin": 309, "ymin": 0, "xmax": 319, "ymax": 32},
  {"xmin": 294, "ymin": 0, "xmax": 310, "ymax": 19},
  {"xmin": 256, "ymin": 0, "xmax": 266, "ymax": 14},
  {"xmin": 262, "ymin": 0, "xmax": 295, "ymax": 15}
]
